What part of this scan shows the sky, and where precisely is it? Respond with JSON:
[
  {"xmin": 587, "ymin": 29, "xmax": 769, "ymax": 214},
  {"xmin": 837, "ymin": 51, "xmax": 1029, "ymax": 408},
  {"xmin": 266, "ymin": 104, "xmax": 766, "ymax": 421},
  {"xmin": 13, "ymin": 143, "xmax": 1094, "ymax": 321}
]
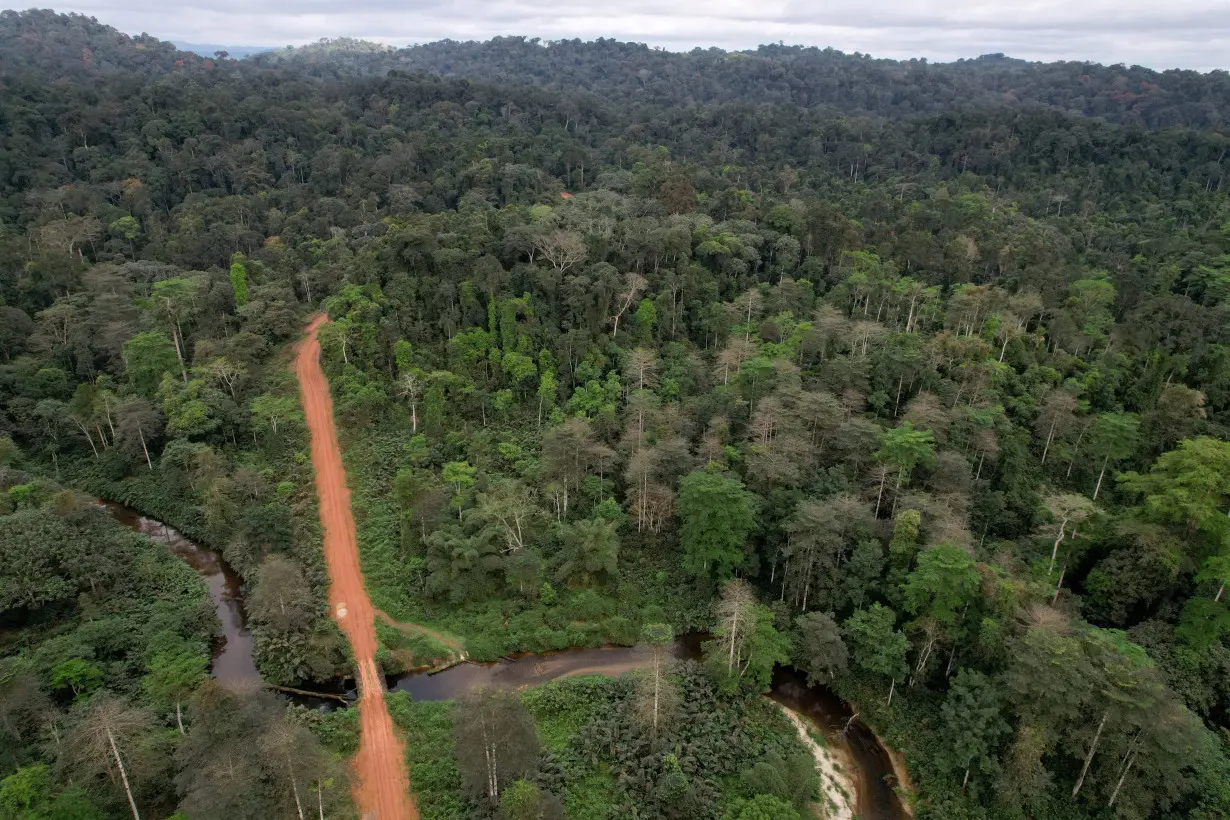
[{"xmin": 25, "ymin": 0, "xmax": 1230, "ymax": 71}]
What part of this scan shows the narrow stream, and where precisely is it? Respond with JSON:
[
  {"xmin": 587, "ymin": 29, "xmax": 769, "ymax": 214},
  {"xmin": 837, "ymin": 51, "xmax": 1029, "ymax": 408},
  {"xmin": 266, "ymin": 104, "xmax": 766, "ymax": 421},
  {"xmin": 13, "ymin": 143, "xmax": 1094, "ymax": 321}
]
[
  {"xmin": 98, "ymin": 500, "xmax": 260, "ymax": 684},
  {"xmin": 95, "ymin": 501, "xmax": 907, "ymax": 820}
]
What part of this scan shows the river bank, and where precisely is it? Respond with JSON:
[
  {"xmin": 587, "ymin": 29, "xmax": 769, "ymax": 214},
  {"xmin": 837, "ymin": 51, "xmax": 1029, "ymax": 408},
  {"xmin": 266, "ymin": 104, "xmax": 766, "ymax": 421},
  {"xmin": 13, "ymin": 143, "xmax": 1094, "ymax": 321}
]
[{"xmin": 95, "ymin": 498, "xmax": 909, "ymax": 820}]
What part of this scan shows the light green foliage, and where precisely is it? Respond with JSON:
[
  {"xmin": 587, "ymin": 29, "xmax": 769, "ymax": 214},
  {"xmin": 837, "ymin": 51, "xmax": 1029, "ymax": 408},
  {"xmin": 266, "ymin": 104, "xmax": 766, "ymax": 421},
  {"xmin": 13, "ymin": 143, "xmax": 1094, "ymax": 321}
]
[
  {"xmin": 142, "ymin": 650, "xmax": 207, "ymax": 710},
  {"xmin": 876, "ymin": 421, "xmax": 936, "ymax": 487},
  {"xmin": 49, "ymin": 658, "xmax": 102, "ymax": 697},
  {"xmin": 0, "ymin": 765, "xmax": 102, "ymax": 820},
  {"xmin": 1119, "ymin": 437, "xmax": 1230, "ymax": 537},
  {"xmin": 228, "ymin": 253, "xmax": 249, "ymax": 307},
  {"xmin": 249, "ymin": 393, "xmax": 302, "ymax": 437},
  {"xmin": 442, "ymin": 460, "xmax": 477, "ymax": 518}
]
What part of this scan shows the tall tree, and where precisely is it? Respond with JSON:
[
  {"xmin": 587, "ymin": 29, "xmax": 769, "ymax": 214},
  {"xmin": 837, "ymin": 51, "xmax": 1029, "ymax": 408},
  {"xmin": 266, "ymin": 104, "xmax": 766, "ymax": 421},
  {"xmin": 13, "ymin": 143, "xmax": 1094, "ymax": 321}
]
[
  {"xmin": 678, "ymin": 470, "xmax": 756, "ymax": 583},
  {"xmin": 453, "ymin": 687, "xmax": 539, "ymax": 805}
]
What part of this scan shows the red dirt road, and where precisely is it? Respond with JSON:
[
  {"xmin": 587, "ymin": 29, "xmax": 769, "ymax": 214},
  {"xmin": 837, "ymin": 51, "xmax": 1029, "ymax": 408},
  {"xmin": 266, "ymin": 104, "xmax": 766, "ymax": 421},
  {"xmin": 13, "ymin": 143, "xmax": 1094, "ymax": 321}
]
[{"xmin": 296, "ymin": 315, "xmax": 417, "ymax": 820}]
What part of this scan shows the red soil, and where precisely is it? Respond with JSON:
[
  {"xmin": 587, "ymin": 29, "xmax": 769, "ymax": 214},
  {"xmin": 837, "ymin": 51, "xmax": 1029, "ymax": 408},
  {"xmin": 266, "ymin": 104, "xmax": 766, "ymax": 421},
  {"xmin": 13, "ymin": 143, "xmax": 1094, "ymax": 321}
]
[{"xmin": 296, "ymin": 314, "xmax": 417, "ymax": 820}]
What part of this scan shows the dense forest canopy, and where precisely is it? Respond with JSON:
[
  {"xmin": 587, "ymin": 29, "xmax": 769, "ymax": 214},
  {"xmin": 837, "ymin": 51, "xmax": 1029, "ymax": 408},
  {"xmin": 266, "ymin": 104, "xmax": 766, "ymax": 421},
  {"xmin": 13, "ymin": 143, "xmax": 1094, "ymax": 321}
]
[{"xmin": 1, "ymin": 8, "xmax": 1230, "ymax": 820}]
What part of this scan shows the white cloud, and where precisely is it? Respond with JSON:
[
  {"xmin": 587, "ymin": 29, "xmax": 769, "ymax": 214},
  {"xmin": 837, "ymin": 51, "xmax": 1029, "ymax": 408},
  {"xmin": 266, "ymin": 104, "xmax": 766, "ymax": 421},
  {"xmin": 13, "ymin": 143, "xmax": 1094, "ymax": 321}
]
[{"xmin": 33, "ymin": 0, "xmax": 1230, "ymax": 70}]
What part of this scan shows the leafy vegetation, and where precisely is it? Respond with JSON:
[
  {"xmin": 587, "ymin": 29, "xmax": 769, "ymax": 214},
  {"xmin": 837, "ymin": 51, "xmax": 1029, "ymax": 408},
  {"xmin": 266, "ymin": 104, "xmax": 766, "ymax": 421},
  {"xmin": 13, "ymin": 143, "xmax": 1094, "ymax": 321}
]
[{"xmin": 2, "ymin": 8, "xmax": 1230, "ymax": 818}]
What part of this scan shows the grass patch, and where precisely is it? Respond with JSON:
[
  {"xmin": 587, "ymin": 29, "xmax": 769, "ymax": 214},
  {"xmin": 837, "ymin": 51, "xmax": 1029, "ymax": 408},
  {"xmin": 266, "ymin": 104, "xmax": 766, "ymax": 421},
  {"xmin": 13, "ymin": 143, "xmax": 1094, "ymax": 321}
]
[{"xmin": 375, "ymin": 619, "xmax": 454, "ymax": 670}]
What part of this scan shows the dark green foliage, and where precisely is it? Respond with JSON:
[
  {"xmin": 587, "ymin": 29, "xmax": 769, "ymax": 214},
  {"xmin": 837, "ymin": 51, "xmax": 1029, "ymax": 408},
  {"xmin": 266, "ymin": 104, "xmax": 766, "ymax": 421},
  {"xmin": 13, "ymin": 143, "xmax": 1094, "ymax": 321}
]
[
  {"xmin": 524, "ymin": 668, "xmax": 818, "ymax": 820},
  {"xmin": 2, "ymin": 10, "xmax": 1230, "ymax": 819}
]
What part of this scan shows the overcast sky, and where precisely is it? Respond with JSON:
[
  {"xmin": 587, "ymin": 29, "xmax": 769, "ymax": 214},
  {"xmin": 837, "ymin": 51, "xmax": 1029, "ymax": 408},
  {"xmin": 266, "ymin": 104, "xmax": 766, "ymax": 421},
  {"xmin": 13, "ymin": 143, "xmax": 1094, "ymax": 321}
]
[{"xmin": 28, "ymin": 0, "xmax": 1230, "ymax": 71}]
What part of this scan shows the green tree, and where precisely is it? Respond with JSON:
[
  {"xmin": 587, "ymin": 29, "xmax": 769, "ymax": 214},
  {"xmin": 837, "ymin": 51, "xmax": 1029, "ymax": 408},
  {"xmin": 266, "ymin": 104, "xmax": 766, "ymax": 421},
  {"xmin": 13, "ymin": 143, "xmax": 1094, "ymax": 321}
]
[
  {"xmin": 705, "ymin": 585, "xmax": 789, "ymax": 694},
  {"xmin": 142, "ymin": 650, "xmax": 206, "ymax": 734},
  {"xmin": 443, "ymin": 461, "xmax": 478, "ymax": 520},
  {"xmin": 555, "ymin": 516, "xmax": 618, "ymax": 587},
  {"xmin": 228, "ymin": 253, "xmax": 250, "ymax": 307},
  {"xmin": 843, "ymin": 604, "xmax": 909, "ymax": 706},
  {"xmin": 49, "ymin": 658, "xmax": 102, "ymax": 699},
  {"xmin": 1085, "ymin": 412, "xmax": 1140, "ymax": 499},
  {"xmin": 1119, "ymin": 437, "xmax": 1230, "ymax": 539},
  {"xmin": 249, "ymin": 394, "xmax": 302, "ymax": 438},
  {"xmin": 940, "ymin": 669, "xmax": 1008, "ymax": 793},
  {"xmin": 874, "ymin": 421, "xmax": 935, "ymax": 515},
  {"xmin": 793, "ymin": 611, "xmax": 848, "ymax": 686},
  {"xmin": 678, "ymin": 470, "xmax": 756, "ymax": 582},
  {"xmin": 123, "ymin": 331, "xmax": 179, "ymax": 395},
  {"xmin": 0, "ymin": 765, "xmax": 102, "ymax": 820}
]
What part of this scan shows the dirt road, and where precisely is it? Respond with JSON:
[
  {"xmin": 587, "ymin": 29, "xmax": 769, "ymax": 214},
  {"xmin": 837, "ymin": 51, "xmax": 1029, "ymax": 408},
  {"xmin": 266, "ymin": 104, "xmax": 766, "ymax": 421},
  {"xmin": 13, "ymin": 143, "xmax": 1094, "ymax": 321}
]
[{"xmin": 296, "ymin": 314, "xmax": 417, "ymax": 820}]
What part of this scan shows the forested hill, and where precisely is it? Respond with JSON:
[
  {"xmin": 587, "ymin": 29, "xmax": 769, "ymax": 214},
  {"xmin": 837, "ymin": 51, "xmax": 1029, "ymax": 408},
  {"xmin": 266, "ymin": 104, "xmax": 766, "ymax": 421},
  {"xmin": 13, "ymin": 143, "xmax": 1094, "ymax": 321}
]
[
  {"xmin": 259, "ymin": 36, "xmax": 1230, "ymax": 129},
  {"xmin": 3, "ymin": 8, "xmax": 1230, "ymax": 820}
]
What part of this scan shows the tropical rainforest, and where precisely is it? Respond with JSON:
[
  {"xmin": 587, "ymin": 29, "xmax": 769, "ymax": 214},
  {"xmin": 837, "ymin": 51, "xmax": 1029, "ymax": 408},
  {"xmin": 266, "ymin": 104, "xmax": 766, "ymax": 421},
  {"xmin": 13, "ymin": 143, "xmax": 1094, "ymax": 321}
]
[{"xmin": 2, "ymin": 8, "xmax": 1230, "ymax": 820}]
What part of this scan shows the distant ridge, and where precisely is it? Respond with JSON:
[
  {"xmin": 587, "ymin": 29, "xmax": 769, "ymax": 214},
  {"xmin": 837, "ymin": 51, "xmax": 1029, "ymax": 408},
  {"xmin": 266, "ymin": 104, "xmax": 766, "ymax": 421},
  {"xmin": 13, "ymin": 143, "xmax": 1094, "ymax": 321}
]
[{"xmin": 173, "ymin": 42, "xmax": 274, "ymax": 58}]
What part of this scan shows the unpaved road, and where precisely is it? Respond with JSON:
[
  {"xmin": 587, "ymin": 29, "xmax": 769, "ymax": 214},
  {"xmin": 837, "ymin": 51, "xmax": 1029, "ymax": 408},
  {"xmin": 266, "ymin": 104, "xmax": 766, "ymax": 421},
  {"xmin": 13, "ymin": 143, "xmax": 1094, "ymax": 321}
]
[{"xmin": 297, "ymin": 314, "xmax": 417, "ymax": 820}]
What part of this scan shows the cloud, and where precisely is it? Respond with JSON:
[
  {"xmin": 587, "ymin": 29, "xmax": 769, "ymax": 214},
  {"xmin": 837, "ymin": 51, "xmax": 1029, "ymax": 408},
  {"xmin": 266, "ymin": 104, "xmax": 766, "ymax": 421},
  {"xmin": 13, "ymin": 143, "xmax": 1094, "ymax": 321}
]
[{"xmin": 40, "ymin": 0, "xmax": 1230, "ymax": 70}]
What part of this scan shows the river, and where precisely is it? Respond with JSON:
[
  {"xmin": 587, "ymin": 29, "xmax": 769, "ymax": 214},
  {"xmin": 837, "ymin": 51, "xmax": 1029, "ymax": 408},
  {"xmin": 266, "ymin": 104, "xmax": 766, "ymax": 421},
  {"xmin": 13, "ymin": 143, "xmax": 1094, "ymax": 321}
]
[
  {"xmin": 99, "ymin": 500, "xmax": 907, "ymax": 820},
  {"xmin": 98, "ymin": 500, "xmax": 259, "ymax": 683}
]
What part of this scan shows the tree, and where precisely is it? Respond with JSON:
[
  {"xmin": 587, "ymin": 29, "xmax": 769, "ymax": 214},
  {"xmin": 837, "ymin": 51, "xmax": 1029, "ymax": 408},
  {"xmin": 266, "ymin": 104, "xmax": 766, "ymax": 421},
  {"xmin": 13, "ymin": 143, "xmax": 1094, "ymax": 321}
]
[
  {"xmin": 250, "ymin": 394, "xmax": 302, "ymax": 438},
  {"xmin": 1118, "ymin": 437, "xmax": 1230, "ymax": 539},
  {"xmin": 142, "ymin": 650, "xmax": 206, "ymax": 734},
  {"xmin": 678, "ymin": 470, "xmax": 756, "ymax": 583},
  {"xmin": 541, "ymin": 418, "xmax": 614, "ymax": 519},
  {"xmin": 115, "ymin": 397, "xmax": 162, "ymax": 470},
  {"xmin": 50, "ymin": 658, "xmax": 103, "ymax": 699},
  {"xmin": 610, "ymin": 273, "xmax": 647, "ymax": 336},
  {"xmin": 842, "ymin": 604, "xmax": 909, "ymax": 706},
  {"xmin": 635, "ymin": 623, "xmax": 678, "ymax": 736},
  {"xmin": 453, "ymin": 687, "xmax": 539, "ymax": 804},
  {"xmin": 554, "ymin": 516, "xmax": 618, "ymax": 587},
  {"xmin": 228, "ymin": 253, "xmax": 249, "ymax": 307},
  {"xmin": 123, "ymin": 331, "xmax": 178, "ymax": 395},
  {"xmin": 941, "ymin": 669, "xmax": 1008, "ymax": 792},
  {"xmin": 903, "ymin": 544, "xmax": 979, "ymax": 628},
  {"xmin": 1043, "ymin": 493, "xmax": 1095, "ymax": 578},
  {"xmin": 793, "ymin": 611, "xmax": 848, "ymax": 687},
  {"xmin": 534, "ymin": 230, "xmax": 587, "ymax": 274},
  {"xmin": 396, "ymin": 369, "xmax": 425, "ymax": 433},
  {"xmin": 201, "ymin": 357, "xmax": 245, "ymax": 399},
  {"xmin": 248, "ymin": 555, "xmax": 317, "ymax": 633},
  {"xmin": 902, "ymin": 544, "xmax": 980, "ymax": 684},
  {"xmin": 874, "ymin": 422, "xmax": 936, "ymax": 514},
  {"xmin": 1084, "ymin": 412, "xmax": 1140, "ymax": 499},
  {"xmin": 63, "ymin": 696, "xmax": 154, "ymax": 820},
  {"xmin": 704, "ymin": 582, "xmax": 789, "ymax": 693},
  {"xmin": 0, "ymin": 764, "xmax": 101, "ymax": 820},
  {"xmin": 443, "ymin": 461, "xmax": 478, "ymax": 520},
  {"xmin": 476, "ymin": 480, "xmax": 540, "ymax": 554},
  {"xmin": 149, "ymin": 277, "xmax": 199, "ymax": 383},
  {"xmin": 1035, "ymin": 390, "xmax": 1078, "ymax": 466}
]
